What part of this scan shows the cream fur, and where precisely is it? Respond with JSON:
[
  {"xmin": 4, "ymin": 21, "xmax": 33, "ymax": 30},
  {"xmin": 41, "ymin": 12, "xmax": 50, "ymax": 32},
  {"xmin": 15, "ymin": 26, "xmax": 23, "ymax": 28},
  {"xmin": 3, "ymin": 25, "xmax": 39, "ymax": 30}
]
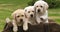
[
  {"xmin": 11, "ymin": 9, "xmax": 28, "ymax": 32},
  {"xmin": 34, "ymin": 0, "xmax": 49, "ymax": 23},
  {"xmin": 24, "ymin": 6, "xmax": 37, "ymax": 25}
]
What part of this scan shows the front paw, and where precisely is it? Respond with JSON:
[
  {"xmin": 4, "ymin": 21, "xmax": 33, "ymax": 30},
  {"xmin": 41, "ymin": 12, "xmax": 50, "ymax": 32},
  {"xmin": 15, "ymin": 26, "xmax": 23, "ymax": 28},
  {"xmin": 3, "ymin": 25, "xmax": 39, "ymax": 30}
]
[
  {"xmin": 40, "ymin": 18, "xmax": 44, "ymax": 21},
  {"xmin": 13, "ymin": 27, "xmax": 18, "ymax": 32},
  {"xmin": 23, "ymin": 25, "xmax": 28, "ymax": 31}
]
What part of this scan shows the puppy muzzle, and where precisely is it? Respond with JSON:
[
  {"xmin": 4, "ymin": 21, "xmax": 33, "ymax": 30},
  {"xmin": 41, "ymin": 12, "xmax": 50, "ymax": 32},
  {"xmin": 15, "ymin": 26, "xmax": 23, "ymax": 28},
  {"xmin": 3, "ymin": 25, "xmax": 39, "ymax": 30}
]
[
  {"xmin": 20, "ymin": 19, "xmax": 23, "ymax": 22},
  {"xmin": 37, "ymin": 9, "xmax": 40, "ymax": 13},
  {"xmin": 30, "ymin": 14, "xmax": 33, "ymax": 17}
]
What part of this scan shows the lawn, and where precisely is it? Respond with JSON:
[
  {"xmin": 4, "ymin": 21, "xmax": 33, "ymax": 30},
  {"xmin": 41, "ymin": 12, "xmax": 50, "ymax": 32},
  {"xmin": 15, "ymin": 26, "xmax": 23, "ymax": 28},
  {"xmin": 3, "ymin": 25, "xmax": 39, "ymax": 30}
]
[
  {"xmin": 48, "ymin": 8, "xmax": 60, "ymax": 24},
  {"xmin": 0, "ymin": 0, "xmax": 60, "ymax": 32}
]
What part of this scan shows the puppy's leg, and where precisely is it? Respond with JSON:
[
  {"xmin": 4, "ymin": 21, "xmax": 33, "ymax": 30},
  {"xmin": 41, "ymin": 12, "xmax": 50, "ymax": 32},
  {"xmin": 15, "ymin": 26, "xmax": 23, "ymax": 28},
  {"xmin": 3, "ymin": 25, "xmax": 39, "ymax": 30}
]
[
  {"xmin": 41, "ymin": 15, "xmax": 48, "ymax": 23},
  {"xmin": 23, "ymin": 19, "xmax": 28, "ymax": 31},
  {"xmin": 36, "ymin": 16, "xmax": 41, "ymax": 24},
  {"xmin": 12, "ymin": 20, "xmax": 18, "ymax": 32},
  {"xmin": 42, "ymin": 11, "xmax": 48, "ymax": 23},
  {"xmin": 45, "ymin": 19, "xmax": 48, "ymax": 23}
]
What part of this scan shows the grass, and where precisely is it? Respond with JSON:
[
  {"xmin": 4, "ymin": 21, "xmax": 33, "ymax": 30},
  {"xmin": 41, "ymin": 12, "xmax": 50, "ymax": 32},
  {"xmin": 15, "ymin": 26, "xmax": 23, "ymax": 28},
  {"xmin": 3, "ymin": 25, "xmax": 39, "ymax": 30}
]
[
  {"xmin": 0, "ymin": 0, "xmax": 60, "ymax": 32},
  {"xmin": 48, "ymin": 8, "xmax": 60, "ymax": 24}
]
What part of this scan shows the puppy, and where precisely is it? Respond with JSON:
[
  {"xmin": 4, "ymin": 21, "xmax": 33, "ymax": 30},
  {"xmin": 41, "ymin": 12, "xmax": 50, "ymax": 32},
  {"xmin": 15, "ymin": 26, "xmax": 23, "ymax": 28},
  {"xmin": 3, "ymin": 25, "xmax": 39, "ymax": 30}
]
[
  {"xmin": 34, "ymin": 0, "xmax": 49, "ymax": 23},
  {"xmin": 24, "ymin": 6, "xmax": 37, "ymax": 25},
  {"xmin": 11, "ymin": 9, "xmax": 28, "ymax": 32}
]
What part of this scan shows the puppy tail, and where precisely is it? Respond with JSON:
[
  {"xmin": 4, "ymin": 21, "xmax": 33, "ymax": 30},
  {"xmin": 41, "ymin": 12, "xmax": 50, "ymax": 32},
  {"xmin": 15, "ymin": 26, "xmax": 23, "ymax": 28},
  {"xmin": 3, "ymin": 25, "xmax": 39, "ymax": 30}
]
[{"xmin": 6, "ymin": 17, "xmax": 11, "ymax": 23}]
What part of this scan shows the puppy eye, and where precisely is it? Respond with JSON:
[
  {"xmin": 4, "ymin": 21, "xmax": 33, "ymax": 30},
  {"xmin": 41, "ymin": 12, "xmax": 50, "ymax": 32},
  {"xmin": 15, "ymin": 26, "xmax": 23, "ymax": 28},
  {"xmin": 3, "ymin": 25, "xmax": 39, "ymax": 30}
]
[
  {"xmin": 17, "ymin": 16, "xmax": 20, "ymax": 17},
  {"xmin": 36, "ymin": 6, "xmax": 38, "ymax": 7},
  {"xmin": 40, "ymin": 6, "xmax": 43, "ymax": 8},
  {"xmin": 32, "ymin": 11, "xmax": 34, "ymax": 12},
  {"xmin": 21, "ymin": 15, "xmax": 24, "ymax": 17},
  {"xmin": 25, "ymin": 10, "xmax": 27, "ymax": 11},
  {"xmin": 28, "ymin": 11, "xmax": 30, "ymax": 13}
]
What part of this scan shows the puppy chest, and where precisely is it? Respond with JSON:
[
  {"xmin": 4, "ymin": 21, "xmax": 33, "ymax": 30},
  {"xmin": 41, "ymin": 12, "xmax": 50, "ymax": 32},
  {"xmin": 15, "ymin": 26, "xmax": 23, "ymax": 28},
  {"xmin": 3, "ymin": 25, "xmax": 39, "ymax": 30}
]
[
  {"xmin": 17, "ymin": 23, "xmax": 23, "ymax": 26},
  {"xmin": 29, "ymin": 18, "xmax": 36, "ymax": 23}
]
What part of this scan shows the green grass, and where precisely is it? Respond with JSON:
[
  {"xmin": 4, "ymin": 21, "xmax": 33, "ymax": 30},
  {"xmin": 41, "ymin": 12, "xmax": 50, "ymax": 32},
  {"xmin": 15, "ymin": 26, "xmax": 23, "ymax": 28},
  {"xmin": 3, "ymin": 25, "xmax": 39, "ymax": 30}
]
[
  {"xmin": 48, "ymin": 8, "xmax": 60, "ymax": 24},
  {"xmin": 0, "ymin": 0, "xmax": 60, "ymax": 32}
]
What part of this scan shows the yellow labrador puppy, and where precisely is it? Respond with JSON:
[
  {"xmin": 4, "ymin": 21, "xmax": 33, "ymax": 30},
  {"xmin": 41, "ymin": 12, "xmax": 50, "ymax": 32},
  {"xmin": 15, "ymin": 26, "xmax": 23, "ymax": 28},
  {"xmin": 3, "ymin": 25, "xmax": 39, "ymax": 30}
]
[{"xmin": 11, "ymin": 9, "xmax": 28, "ymax": 32}]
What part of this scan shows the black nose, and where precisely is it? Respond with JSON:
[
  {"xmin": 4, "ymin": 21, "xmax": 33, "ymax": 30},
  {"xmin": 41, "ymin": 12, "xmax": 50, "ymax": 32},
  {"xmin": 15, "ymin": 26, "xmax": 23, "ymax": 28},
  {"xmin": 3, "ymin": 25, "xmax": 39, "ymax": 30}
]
[
  {"xmin": 38, "ymin": 9, "xmax": 40, "ymax": 12},
  {"xmin": 30, "ymin": 14, "xmax": 33, "ymax": 17},
  {"xmin": 20, "ymin": 19, "xmax": 23, "ymax": 21}
]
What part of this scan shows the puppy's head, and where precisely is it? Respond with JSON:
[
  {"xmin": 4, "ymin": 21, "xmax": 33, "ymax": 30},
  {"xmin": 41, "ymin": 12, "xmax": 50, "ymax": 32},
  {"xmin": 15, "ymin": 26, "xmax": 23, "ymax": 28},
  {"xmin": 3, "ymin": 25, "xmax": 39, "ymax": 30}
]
[
  {"xmin": 34, "ymin": 0, "xmax": 49, "ymax": 14},
  {"xmin": 24, "ymin": 6, "xmax": 35, "ymax": 18},
  {"xmin": 12, "ymin": 9, "xmax": 26, "ymax": 24}
]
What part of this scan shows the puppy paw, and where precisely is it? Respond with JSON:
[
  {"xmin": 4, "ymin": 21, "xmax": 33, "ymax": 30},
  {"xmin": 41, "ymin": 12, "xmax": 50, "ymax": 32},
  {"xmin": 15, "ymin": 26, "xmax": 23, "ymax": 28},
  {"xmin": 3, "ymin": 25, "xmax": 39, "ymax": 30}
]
[
  {"xmin": 44, "ymin": 20, "xmax": 49, "ymax": 23},
  {"xmin": 40, "ymin": 18, "xmax": 44, "ymax": 21},
  {"xmin": 13, "ymin": 26, "xmax": 18, "ymax": 32},
  {"xmin": 23, "ymin": 25, "xmax": 28, "ymax": 31},
  {"xmin": 6, "ymin": 17, "xmax": 11, "ymax": 23}
]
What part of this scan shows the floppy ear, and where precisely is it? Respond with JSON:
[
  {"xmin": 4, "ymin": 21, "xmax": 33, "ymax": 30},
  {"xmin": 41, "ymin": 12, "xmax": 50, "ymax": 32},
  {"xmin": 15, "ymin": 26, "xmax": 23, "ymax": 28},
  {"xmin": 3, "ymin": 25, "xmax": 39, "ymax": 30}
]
[
  {"xmin": 24, "ymin": 13, "xmax": 27, "ymax": 18},
  {"xmin": 11, "ymin": 13, "xmax": 17, "ymax": 21},
  {"xmin": 44, "ymin": 2, "xmax": 49, "ymax": 10},
  {"xmin": 34, "ymin": 6, "xmax": 36, "ymax": 18},
  {"xmin": 24, "ymin": 8, "xmax": 27, "ymax": 12},
  {"xmin": 25, "ymin": 9, "xmax": 27, "ymax": 12}
]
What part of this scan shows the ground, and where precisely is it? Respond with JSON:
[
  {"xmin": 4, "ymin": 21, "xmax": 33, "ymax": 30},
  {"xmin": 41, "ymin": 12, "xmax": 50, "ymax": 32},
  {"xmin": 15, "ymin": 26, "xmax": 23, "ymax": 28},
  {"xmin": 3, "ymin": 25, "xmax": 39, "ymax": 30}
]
[{"xmin": 0, "ymin": 0, "xmax": 60, "ymax": 32}]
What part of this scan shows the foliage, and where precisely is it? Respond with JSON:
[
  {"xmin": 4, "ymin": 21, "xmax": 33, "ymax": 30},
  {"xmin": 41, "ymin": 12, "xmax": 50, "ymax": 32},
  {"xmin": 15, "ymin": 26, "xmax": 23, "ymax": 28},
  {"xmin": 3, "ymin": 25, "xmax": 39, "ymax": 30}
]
[
  {"xmin": 28, "ymin": 0, "xmax": 37, "ymax": 6},
  {"xmin": 45, "ymin": 0, "xmax": 60, "ymax": 8},
  {"xmin": 28, "ymin": 0, "xmax": 60, "ymax": 8}
]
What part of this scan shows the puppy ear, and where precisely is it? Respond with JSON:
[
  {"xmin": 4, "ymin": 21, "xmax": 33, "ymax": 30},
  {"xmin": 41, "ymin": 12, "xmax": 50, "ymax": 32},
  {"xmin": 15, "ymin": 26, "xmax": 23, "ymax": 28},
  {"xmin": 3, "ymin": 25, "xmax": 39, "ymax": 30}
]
[
  {"xmin": 24, "ymin": 7, "xmax": 27, "ymax": 12},
  {"xmin": 25, "ymin": 13, "xmax": 27, "ymax": 18},
  {"xmin": 25, "ymin": 10, "xmax": 27, "ymax": 11},
  {"xmin": 34, "ymin": 6, "xmax": 36, "ymax": 17},
  {"xmin": 11, "ymin": 13, "xmax": 17, "ymax": 21},
  {"xmin": 44, "ymin": 2, "xmax": 49, "ymax": 10},
  {"xmin": 14, "ymin": 14, "xmax": 17, "ymax": 21}
]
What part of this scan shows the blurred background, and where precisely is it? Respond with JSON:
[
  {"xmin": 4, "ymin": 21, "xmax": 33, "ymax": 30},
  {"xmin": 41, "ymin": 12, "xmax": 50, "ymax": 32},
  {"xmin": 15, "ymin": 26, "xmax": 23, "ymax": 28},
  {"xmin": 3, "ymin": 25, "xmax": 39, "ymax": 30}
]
[{"xmin": 0, "ymin": 0, "xmax": 60, "ymax": 32}]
